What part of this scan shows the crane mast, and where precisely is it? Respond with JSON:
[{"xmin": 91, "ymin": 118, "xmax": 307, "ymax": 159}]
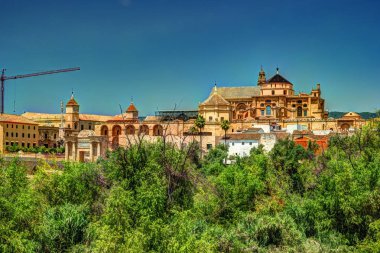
[{"xmin": 0, "ymin": 67, "xmax": 80, "ymax": 114}]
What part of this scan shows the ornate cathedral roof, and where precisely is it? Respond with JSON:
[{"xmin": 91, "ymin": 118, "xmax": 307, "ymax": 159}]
[
  {"xmin": 267, "ymin": 74, "xmax": 292, "ymax": 84},
  {"xmin": 215, "ymin": 86, "xmax": 261, "ymax": 99},
  {"xmin": 201, "ymin": 92, "xmax": 230, "ymax": 106}
]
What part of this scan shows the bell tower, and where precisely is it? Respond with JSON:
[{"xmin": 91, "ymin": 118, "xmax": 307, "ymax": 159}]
[
  {"xmin": 65, "ymin": 92, "xmax": 80, "ymax": 130},
  {"xmin": 257, "ymin": 66, "xmax": 266, "ymax": 85}
]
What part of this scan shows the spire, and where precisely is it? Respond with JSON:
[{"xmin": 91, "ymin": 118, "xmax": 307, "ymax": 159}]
[
  {"xmin": 213, "ymin": 82, "xmax": 217, "ymax": 93},
  {"xmin": 71, "ymin": 89, "xmax": 74, "ymax": 99},
  {"xmin": 258, "ymin": 66, "xmax": 266, "ymax": 85},
  {"xmin": 276, "ymin": 66, "xmax": 279, "ymax": 74}
]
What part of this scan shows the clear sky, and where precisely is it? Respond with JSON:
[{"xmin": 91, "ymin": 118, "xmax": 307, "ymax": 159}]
[{"xmin": 1, "ymin": 0, "xmax": 379, "ymax": 116}]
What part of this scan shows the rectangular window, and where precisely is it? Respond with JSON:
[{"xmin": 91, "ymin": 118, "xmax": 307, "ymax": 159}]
[
  {"xmin": 304, "ymin": 110, "xmax": 307, "ymax": 116},
  {"xmin": 261, "ymin": 110, "xmax": 264, "ymax": 116},
  {"xmin": 28, "ymin": 134, "xmax": 30, "ymax": 138},
  {"xmin": 28, "ymin": 126, "xmax": 30, "ymax": 130},
  {"xmin": 33, "ymin": 126, "xmax": 35, "ymax": 130},
  {"xmin": 249, "ymin": 142, "xmax": 252, "ymax": 145},
  {"xmin": 242, "ymin": 142, "xmax": 245, "ymax": 145},
  {"xmin": 22, "ymin": 133, "xmax": 24, "ymax": 138},
  {"xmin": 6, "ymin": 132, "xmax": 8, "ymax": 137},
  {"xmin": 272, "ymin": 90, "xmax": 275, "ymax": 95},
  {"xmin": 209, "ymin": 116, "xmax": 213, "ymax": 121},
  {"xmin": 11, "ymin": 133, "xmax": 13, "ymax": 137},
  {"xmin": 22, "ymin": 125, "xmax": 24, "ymax": 129},
  {"xmin": 207, "ymin": 144, "xmax": 212, "ymax": 150},
  {"xmin": 33, "ymin": 134, "xmax": 36, "ymax": 138},
  {"xmin": 15, "ymin": 133, "xmax": 18, "ymax": 137},
  {"xmin": 27, "ymin": 143, "xmax": 30, "ymax": 148},
  {"xmin": 22, "ymin": 143, "xmax": 25, "ymax": 147},
  {"xmin": 284, "ymin": 90, "xmax": 287, "ymax": 95},
  {"xmin": 221, "ymin": 117, "xmax": 224, "ymax": 121},
  {"xmin": 81, "ymin": 125, "xmax": 84, "ymax": 130},
  {"xmin": 16, "ymin": 125, "xmax": 18, "ymax": 129},
  {"xmin": 5, "ymin": 142, "xmax": 9, "ymax": 146},
  {"xmin": 33, "ymin": 143, "xmax": 36, "ymax": 147}
]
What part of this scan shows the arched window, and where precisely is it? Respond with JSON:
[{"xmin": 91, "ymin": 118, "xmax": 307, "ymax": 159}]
[
  {"xmin": 266, "ymin": 106, "xmax": 271, "ymax": 116},
  {"xmin": 297, "ymin": 106, "xmax": 302, "ymax": 117}
]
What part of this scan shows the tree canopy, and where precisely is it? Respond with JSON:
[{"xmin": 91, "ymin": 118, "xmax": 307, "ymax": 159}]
[{"xmin": 0, "ymin": 122, "xmax": 379, "ymax": 252}]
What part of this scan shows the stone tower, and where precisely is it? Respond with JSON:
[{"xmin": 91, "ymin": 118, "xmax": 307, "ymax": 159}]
[
  {"xmin": 65, "ymin": 93, "xmax": 80, "ymax": 130},
  {"xmin": 257, "ymin": 66, "xmax": 266, "ymax": 85}
]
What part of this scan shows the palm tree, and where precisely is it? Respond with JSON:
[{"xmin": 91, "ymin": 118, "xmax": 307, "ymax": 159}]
[
  {"xmin": 220, "ymin": 119, "xmax": 230, "ymax": 147},
  {"xmin": 194, "ymin": 115, "xmax": 206, "ymax": 158}
]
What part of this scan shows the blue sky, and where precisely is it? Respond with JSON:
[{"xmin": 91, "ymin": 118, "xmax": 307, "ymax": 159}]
[{"xmin": 1, "ymin": 0, "xmax": 379, "ymax": 115}]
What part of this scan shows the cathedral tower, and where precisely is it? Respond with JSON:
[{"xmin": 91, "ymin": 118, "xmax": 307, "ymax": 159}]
[
  {"xmin": 257, "ymin": 66, "xmax": 266, "ymax": 85},
  {"xmin": 65, "ymin": 93, "xmax": 80, "ymax": 130}
]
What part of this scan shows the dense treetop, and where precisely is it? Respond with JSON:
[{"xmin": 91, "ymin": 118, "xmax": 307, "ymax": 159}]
[{"xmin": 0, "ymin": 122, "xmax": 380, "ymax": 252}]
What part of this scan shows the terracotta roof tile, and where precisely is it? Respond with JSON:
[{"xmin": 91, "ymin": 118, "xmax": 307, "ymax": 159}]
[
  {"xmin": 126, "ymin": 103, "xmax": 138, "ymax": 112},
  {"xmin": 0, "ymin": 114, "xmax": 38, "ymax": 125}
]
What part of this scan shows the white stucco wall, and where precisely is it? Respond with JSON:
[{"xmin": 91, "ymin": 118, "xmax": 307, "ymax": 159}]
[{"xmin": 226, "ymin": 139, "xmax": 259, "ymax": 157}]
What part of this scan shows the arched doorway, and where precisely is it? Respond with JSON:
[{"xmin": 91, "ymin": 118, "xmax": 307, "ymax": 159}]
[
  {"xmin": 341, "ymin": 123, "xmax": 350, "ymax": 132},
  {"xmin": 100, "ymin": 125, "xmax": 109, "ymax": 136},
  {"xmin": 139, "ymin": 125, "xmax": 149, "ymax": 135},
  {"xmin": 153, "ymin": 125, "xmax": 163, "ymax": 136},
  {"xmin": 125, "ymin": 125, "xmax": 135, "ymax": 135},
  {"xmin": 112, "ymin": 125, "xmax": 122, "ymax": 136}
]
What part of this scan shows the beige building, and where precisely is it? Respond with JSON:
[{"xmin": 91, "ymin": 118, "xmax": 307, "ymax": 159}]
[
  {"xmin": 0, "ymin": 114, "xmax": 39, "ymax": 153},
  {"xmin": 17, "ymin": 68, "xmax": 367, "ymax": 160}
]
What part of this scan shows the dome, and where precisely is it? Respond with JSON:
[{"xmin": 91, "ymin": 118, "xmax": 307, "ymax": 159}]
[{"xmin": 78, "ymin": 130, "xmax": 96, "ymax": 137}]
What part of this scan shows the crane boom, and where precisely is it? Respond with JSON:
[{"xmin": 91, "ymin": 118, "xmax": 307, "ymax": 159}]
[
  {"xmin": 0, "ymin": 67, "xmax": 80, "ymax": 114},
  {"xmin": 4, "ymin": 67, "xmax": 80, "ymax": 80}
]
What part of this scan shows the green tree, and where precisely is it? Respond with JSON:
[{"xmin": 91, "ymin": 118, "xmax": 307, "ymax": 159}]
[{"xmin": 194, "ymin": 114, "xmax": 206, "ymax": 158}]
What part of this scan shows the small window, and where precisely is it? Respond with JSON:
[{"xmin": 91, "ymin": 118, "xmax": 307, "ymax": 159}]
[
  {"xmin": 22, "ymin": 133, "xmax": 24, "ymax": 137},
  {"xmin": 44, "ymin": 133, "xmax": 48, "ymax": 139},
  {"xmin": 11, "ymin": 124, "xmax": 13, "ymax": 128},
  {"xmin": 33, "ymin": 143, "xmax": 36, "ymax": 147},
  {"xmin": 5, "ymin": 142, "xmax": 9, "ymax": 146},
  {"xmin": 16, "ymin": 125, "xmax": 18, "ymax": 129},
  {"xmin": 284, "ymin": 90, "xmax": 287, "ymax": 95},
  {"xmin": 28, "ymin": 133, "xmax": 30, "ymax": 138},
  {"xmin": 232, "ymin": 142, "xmax": 234, "ymax": 146},
  {"xmin": 11, "ymin": 133, "xmax": 13, "ymax": 137},
  {"xmin": 209, "ymin": 116, "xmax": 213, "ymax": 121},
  {"xmin": 54, "ymin": 134, "xmax": 57, "ymax": 139},
  {"xmin": 207, "ymin": 144, "xmax": 212, "ymax": 150},
  {"xmin": 242, "ymin": 142, "xmax": 245, "ymax": 145},
  {"xmin": 303, "ymin": 104, "xmax": 307, "ymax": 107},
  {"xmin": 265, "ymin": 100, "xmax": 271, "ymax": 103},
  {"xmin": 28, "ymin": 126, "xmax": 30, "ymax": 130},
  {"xmin": 249, "ymin": 142, "xmax": 252, "ymax": 145},
  {"xmin": 89, "ymin": 125, "xmax": 92, "ymax": 130},
  {"xmin": 261, "ymin": 110, "xmax": 265, "ymax": 116},
  {"xmin": 6, "ymin": 132, "xmax": 8, "ymax": 137},
  {"xmin": 27, "ymin": 143, "xmax": 30, "ymax": 148},
  {"xmin": 304, "ymin": 110, "xmax": 307, "ymax": 117},
  {"xmin": 297, "ymin": 100, "xmax": 302, "ymax": 104},
  {"xmin": 33, "ymin": 126, "xmax": 35, "ymax": 130},
  {"xmin": 292, "ymin": 104, "xmax": 296, "ymax": 108},
  {"xmin": 33, "ymin": 134, "xmax": 36, "ymax": 138},
  {"xmin": 81, "ymin": 125, "xmax": 84, "ymax": 130},
  {"xmin": 221, "ymin": 117, "xmax": 224, "ymax": 121},
  {"xmin": 15, "ymin": 133, "xmax": 18, "ymax": 137},
  {"xmin": 6, "ymin": 124, "xmax": 8, "ymax": 128},
  {"xmin": 21, "ymin": 143, "xmax": 25, "ymax": 147},
  {"xmin": 260, "ymin": 103, "xmax": 264, "ymax": 107},
  {"xmin": 22, "ymin": 125, "xmax": 24, "ymax": 129},
  {"xmin": 272, "ymin": 90, "xmax": 275, "ymax": 95}
]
